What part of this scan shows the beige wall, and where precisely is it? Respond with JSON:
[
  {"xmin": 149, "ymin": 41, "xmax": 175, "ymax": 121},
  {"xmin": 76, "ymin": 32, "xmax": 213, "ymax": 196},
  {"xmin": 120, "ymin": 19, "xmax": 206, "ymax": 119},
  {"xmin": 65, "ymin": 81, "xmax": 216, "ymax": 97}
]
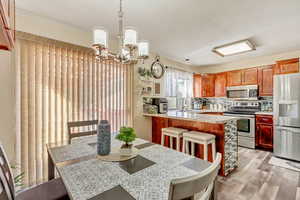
[
  {"xmin": 16, "ymin": 9, "xmax": 119, "ymax": 50},
  {"xmin": 0, "ymin": 8, "xmax": 192, "ymax": 162},
  {"xmin": 0, "ymin": 51, "xmax": 16, "ymax": 163},
  {"xmin": 133, "ymin": 55, "xmax": 193, "ymax": 141},
  {"xmin": 193, "ymin": 50, "xmax": 300, "ymax": 74}
]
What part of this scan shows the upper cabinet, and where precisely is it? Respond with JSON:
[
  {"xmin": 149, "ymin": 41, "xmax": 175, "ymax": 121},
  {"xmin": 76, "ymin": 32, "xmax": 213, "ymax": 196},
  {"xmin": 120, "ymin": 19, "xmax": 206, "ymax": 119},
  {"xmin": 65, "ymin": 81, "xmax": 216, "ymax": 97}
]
[
  {"xmin": 243, "ymin": 67, "xmax": 258, "ymax": 85},
  {"xmin": 193, "ymin": 74, "xmax": 202, "ymax": 98},
  {"xmin": 202, "ymin": 74, "xmax": 215, "ymax": 97},
  {"xmin": 258, "ymin": 65, "xmax": 274, "ymax": 96},
  {"xmin": 193, "ymin": 58, "xmax": 299, "ymax": 98},
  {"xmin": 0, "ymin": 0, "xmax": 15, "ymax": 50},
  {"xmin": 227, "ymin": 70, "xmax": 243, "ymax": 86},
  {"xmin": 214, "ymin": 72, "xmax": 227, "ymax": 97},
  {"xmin": 274, "ymin": 58, "xmax": 299, "ymax": 75},
  {"xmin": 227, "ymin": 68, "xmax": 257, "ymax": 86},
  {"xmin": 193, "ymin": 74, "xmax": 215, "ymax": 98}
]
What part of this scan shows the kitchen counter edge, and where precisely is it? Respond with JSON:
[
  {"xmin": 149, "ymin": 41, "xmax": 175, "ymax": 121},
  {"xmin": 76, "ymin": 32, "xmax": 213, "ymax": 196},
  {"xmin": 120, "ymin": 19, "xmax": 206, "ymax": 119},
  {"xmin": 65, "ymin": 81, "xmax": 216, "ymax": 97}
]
[{"xmin": 143, "ymin": 113, "xmax": 239, "ymax": 124}]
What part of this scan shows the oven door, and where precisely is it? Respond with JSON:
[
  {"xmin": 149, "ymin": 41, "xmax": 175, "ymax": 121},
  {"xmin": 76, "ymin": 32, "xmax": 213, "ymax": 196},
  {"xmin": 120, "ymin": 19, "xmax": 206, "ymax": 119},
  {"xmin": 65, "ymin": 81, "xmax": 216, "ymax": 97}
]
[{"xmin": 225, "ymin": 114, "xmax": 255, "ymax": 138}]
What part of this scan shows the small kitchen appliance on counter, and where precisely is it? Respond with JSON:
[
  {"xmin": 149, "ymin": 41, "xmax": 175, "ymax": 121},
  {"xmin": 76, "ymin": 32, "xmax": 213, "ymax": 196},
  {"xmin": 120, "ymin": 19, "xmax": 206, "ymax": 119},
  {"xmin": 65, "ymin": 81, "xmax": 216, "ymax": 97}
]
[{"xmin": 152, "ymin": 98, "xmax": 168, "ymax": 114}]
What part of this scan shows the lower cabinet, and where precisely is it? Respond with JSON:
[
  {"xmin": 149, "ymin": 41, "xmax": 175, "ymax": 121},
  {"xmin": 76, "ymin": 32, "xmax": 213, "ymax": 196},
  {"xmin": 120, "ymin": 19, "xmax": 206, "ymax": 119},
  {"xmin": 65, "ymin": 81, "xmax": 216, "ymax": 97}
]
[
  {"xmin": 255, "ymin": 115, "xmax": 273, "ymax": 151},
  {"xmin": 152, "ymin": 117, "xmax": 168, "ymax": 144}
]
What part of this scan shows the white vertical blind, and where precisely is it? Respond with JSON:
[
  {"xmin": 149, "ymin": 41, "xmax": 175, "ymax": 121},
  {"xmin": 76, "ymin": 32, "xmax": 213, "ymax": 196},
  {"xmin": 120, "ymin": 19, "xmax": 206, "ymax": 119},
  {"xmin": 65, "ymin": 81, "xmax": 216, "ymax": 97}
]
[
  {"xmin": 15, "ymin": 32, "xmax": 133, "ymax": 186},
  {"xmin": 164, "ymin": 67, "xmax": 193, "ymax": 110},
  {"xmin": 164, "ymin": 67, "xmax": 193, "ymax": 98}
]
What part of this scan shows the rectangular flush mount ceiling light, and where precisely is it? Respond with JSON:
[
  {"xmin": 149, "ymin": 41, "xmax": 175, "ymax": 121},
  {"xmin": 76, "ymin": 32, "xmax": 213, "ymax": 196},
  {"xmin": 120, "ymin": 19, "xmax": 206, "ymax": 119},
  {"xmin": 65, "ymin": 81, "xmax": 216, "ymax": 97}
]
[{"xmin": 212, "ymin": 39, "xmax": 256, "ymax": 57}]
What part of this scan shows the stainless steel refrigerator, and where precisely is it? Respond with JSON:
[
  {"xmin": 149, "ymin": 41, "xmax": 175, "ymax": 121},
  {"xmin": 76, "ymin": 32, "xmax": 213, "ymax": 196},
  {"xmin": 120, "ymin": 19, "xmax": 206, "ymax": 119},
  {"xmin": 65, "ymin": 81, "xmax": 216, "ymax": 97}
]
[{"xmin": 274, "ymin": 73, "xmax": 300, "ymax": 161}]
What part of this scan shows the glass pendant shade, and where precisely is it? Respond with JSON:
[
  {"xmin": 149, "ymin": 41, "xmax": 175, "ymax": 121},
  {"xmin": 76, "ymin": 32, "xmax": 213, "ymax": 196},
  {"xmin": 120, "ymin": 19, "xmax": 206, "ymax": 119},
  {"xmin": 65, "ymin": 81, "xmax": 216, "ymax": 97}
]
[
  {"xmin": 93, "ymin": 28, "xmax": 107, "ymax": 48},
  {"xmin": 92, "ymin": 0, "xmax": 149, "ymax": 63},
  {"xmin": 124, "ymin": 28, "xmax": 137, "ymax": 46},
  {"xmin": 138, "ymin": 41, "xmax": 149, "ymax": 57}
]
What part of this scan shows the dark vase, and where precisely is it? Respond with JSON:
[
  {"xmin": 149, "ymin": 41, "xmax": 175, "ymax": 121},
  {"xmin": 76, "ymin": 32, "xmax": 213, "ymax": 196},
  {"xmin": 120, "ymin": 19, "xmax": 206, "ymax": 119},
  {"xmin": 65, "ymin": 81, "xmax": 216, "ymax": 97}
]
[{"xmin": 97, "ymin": 120, "xmax": 111, "ymax": 155}]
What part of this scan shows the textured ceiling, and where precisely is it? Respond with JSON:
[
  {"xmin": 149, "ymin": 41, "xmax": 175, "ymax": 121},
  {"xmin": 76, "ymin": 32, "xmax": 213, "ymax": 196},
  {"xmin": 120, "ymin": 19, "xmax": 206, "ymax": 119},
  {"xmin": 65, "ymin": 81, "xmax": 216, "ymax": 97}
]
[{"xmin": 16, "ymin": 0, "xmax": 300, "ymax": 66}]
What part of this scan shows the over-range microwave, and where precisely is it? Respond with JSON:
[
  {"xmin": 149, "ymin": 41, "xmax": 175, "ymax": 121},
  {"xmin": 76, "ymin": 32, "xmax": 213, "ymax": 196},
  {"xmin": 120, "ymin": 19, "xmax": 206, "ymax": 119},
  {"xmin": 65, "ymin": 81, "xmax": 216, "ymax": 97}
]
[{"xmin": 226, "ymin": 85, "xmax": 258, "ymax": 100}]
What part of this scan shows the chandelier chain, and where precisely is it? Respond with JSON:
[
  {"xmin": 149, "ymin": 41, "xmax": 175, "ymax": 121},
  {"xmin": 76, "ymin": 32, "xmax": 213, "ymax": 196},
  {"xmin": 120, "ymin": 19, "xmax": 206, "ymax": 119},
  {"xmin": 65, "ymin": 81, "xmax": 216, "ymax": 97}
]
[{"xmin": 120, "ymin": 0, "xmax": 123, "ymax": 13}]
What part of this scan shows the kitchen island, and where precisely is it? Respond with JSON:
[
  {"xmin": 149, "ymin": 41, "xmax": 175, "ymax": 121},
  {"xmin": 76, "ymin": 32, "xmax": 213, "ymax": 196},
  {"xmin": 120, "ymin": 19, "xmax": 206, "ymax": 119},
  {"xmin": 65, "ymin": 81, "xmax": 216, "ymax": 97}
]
[{"xmin": 144, "ymin": 111, "xmax": 239, "ymax": 176}]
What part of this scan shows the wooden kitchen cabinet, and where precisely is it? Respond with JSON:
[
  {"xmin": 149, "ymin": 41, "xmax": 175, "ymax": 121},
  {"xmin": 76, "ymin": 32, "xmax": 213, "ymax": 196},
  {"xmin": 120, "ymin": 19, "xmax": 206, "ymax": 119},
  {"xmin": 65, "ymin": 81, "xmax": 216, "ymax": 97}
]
[
  {"xmin": 193, "ymin": 74, "xmax": 215, "ymax": 97},
  {"xmin": 243, "ymin": 67, "xmax": 258, "ymax": 85},
  {"xmin": 214, "ymin": 72, "xmax": 227, "ymax": 97},
  {"xmin": 193, "ymin": 74, "xmax": 202, "ymax": 98},
  {"xmin": 227, "ymin": 68, "xmax": 258, "ymax": 86},
  {"xmin": 256, "ymin": 115, "xmax": 273, "ymax": 151},
  {"xmin": 258, "ymin": 65, "xmax": 274, "ymax": 96},
  {"xmin": 227, "ymin": 70, "xmax": 243, "ymax": 86},
  {"xmin": 0, "ymin": 0, "xmax": 15, "ymax": 50},
  {"xmin": 152, "ymin": 117, "xmax": 169, "ymax": 144},
  {"xmin": 274, "ymin": 58, "xmax": 299, "ymax": 75},
  {"xmin": 201, "ymin": 74, "xmax": 215, "ymax": 97}
]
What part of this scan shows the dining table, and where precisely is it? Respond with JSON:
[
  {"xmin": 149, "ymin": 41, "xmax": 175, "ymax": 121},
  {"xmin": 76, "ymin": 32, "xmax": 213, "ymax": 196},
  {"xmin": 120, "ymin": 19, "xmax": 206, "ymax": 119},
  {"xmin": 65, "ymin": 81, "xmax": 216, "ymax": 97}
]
[{"xmin": 47, "ymin": 134, "xmax": 215, "ymax": 200}]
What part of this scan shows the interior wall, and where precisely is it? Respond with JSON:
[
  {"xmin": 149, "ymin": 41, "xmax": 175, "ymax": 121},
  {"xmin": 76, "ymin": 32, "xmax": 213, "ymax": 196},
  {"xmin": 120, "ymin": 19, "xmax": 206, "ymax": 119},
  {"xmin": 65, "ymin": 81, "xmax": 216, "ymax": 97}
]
[
  {"xmin": 16, "ymin": 8, "xmax": 119, "ymax": 50},
  {"xmin": 0, "ymin": 51, "xmax": 16, "ymax": 163},
  {"xmin": 193, "ymin": 50, "xmax": 300, "ymax": 74},
  {"xmin": 133, "ymin": 55, "xmax": 193, "ymax": 141},
  {"xmin": 0, "ymin": 8, "xmax": 193, "ymax": 161}
]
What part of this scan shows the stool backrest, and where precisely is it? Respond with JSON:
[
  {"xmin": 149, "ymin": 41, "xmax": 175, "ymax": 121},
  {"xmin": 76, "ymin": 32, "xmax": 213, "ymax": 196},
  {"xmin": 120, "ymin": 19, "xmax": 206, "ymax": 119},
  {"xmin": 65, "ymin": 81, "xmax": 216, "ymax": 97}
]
[
  {"xmin": 67, "ymin": 120, "xmax": 98, "ymax": 143},
  {"xmin": 168, "ymin": 153, "xmax": 221, "ymax": 200},
  {"xmin": 0, "ymin": 144, "xmax": 14, "ymax": 200}
]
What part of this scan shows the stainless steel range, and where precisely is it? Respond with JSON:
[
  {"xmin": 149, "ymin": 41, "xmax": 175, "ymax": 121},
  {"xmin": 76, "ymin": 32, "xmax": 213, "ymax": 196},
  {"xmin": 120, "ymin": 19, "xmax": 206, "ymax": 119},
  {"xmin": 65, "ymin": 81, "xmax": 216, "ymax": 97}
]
[{"xmin": 224, "ymin": 101, "xmax": 260, "ymax": 149}]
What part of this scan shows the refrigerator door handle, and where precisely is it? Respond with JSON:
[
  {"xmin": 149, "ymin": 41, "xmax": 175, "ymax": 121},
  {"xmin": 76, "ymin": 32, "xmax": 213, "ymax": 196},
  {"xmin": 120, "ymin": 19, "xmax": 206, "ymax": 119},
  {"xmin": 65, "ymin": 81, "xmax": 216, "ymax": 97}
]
[
  {"xmin": 278, "ymin": 100, "xmax": 298, "ymax": 105},
  {"xmin": 276, "ymin": 126, "xmax": 300, "ymax": 134}
]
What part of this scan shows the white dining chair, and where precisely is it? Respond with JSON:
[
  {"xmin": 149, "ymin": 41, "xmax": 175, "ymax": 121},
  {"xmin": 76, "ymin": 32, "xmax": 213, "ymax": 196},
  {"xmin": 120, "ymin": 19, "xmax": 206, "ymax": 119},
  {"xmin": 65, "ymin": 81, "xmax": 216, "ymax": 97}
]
[{"xmin": 168, "ymin": 153, "xmax": 221, "ymax": 200}]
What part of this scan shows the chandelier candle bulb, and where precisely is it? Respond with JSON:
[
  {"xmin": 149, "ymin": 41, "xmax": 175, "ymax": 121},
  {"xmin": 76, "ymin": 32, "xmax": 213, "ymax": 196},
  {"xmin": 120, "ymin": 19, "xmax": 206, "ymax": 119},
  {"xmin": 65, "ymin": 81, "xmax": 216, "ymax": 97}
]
[
  {"xmin": 93, "ymin": 28, "xmax": 107, "ymax": 48},
  {"xmin": 124, "ymin": 29, "xmax": 138, "ymax": 46},
  {"xmin": 92, "ymin": 0, "xmax": 149, "ymax": 63},
  {"xmin": 138, "ymin": 41, "xmax": 149, "ymax": 57}
]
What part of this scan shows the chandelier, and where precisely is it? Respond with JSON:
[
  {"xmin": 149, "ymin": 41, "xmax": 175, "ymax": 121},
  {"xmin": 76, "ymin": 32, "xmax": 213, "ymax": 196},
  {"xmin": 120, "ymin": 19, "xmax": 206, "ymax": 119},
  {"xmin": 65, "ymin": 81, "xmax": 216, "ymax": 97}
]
[{"xmin": 92, "ymin": 0, "xmax": 149, "ymax": 64}]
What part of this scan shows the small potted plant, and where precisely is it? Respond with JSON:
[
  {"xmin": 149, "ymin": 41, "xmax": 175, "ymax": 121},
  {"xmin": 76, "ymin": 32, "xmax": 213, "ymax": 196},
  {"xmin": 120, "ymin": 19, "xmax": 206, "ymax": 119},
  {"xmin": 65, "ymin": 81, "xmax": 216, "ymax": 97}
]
[{"xmin": 116, "ymin": 127, "xmax": 136, "ymax": 156}]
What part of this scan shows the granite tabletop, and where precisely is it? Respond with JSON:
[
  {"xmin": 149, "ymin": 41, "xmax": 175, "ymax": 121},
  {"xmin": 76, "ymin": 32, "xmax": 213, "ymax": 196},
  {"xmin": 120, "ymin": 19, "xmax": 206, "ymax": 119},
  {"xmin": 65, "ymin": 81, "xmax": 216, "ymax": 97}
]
[
  {"xmin": 143, "ymin": 111, "xmax": 239, "ymax": 124},
  {"xmin": 47, "ymin": 135, "xmax": 211, "ymax": 200}
]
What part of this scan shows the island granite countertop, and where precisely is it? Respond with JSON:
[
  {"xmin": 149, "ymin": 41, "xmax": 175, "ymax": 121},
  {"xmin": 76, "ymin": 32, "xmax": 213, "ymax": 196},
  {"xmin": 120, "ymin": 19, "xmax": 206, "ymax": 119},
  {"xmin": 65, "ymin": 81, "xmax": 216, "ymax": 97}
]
[{"xmin": 143, "ymin": 111, "xmax": 239, "ymax": 124}]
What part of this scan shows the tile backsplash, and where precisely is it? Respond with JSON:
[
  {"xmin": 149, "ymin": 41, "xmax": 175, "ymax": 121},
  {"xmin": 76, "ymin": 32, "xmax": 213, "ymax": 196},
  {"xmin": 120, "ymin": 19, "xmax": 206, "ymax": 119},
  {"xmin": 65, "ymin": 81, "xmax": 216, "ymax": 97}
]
[
  {"xmin": 192, "ymin": 97, "xmax": 273, "ymax": 112},
  {"xmin": 259, "ymin": 97, "xmax": 273, "ymax": 112}
]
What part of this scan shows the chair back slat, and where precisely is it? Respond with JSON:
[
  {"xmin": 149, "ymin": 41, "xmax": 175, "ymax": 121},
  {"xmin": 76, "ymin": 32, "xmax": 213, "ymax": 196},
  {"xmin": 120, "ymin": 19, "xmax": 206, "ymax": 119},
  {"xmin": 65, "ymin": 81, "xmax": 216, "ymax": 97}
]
[
  {"xmin": 0, "ymin": 144, "xmax": 14, "ymax": 200},
  {"xmin": 0, "ymin": 175, "xmax": 13, "ymax": 200},
  {"xmin": 67, "ymin": 120, "xmax": 99, "ymax": 144},
  {"xmin": 168, "ymin": 153, "xmax": 222, "ymax": 200},
  {"xmin": 68, "ymin": 120, "xmax": 98, "ymax": 127}
]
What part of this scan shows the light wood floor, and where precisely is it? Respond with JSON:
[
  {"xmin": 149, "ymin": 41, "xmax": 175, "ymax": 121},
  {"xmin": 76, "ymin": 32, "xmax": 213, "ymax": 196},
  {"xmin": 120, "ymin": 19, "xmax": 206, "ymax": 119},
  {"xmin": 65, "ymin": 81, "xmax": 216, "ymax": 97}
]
[{"xmin": 217, "ymin": 148, "xmax": 300, "ymax": 200}]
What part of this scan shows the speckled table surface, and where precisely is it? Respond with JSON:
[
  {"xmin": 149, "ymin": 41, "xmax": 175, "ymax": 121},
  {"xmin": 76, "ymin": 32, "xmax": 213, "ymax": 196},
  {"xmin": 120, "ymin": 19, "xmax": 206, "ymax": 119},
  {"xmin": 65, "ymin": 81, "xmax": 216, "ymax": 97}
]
[{"xmin": 47, "ymin": 135, "xmax": 211, "ymax": 200}]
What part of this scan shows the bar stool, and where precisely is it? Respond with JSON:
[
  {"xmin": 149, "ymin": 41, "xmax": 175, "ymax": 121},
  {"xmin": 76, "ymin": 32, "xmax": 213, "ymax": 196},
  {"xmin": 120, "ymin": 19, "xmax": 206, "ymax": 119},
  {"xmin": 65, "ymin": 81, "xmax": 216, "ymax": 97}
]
[
  {"xmin": 161, "ymin": 127, "xmax": 188, "ymax": 151},
  {"xmin": 183, "ymin": 131, "xmax": 216, "ymax": 161}
]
